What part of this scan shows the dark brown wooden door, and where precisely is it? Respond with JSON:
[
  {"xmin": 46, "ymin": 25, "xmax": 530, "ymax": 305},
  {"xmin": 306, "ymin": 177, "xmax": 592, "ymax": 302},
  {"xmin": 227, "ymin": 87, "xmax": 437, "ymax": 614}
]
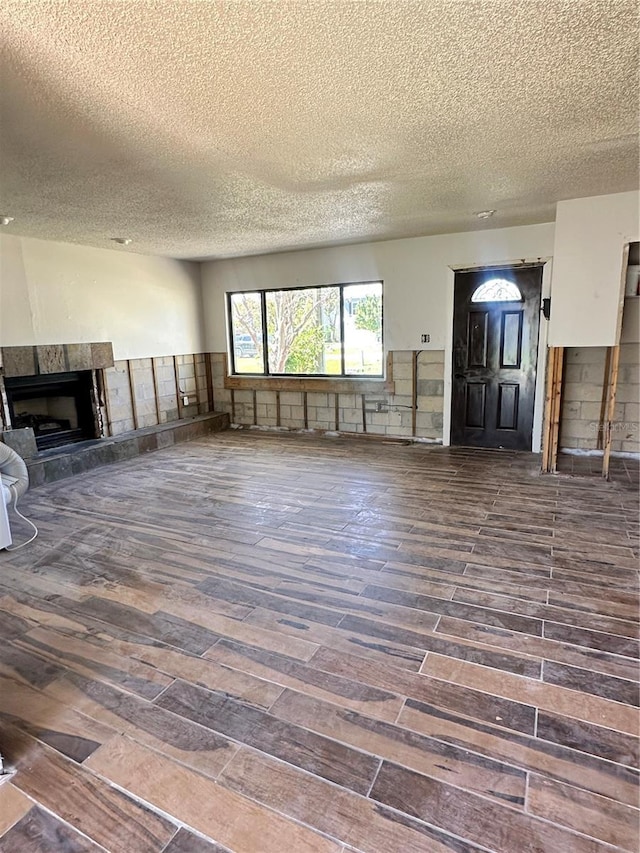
[{"xmin": 451, "ymin": 265, "xmax": 542, "ymax": 450}]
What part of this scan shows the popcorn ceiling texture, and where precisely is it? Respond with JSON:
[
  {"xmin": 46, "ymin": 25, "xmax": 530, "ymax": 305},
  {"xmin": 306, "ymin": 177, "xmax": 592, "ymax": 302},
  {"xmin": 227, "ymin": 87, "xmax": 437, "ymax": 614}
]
[{"xmin": 0, "ymin": 0, "xmax": 637, "ymax": 259}]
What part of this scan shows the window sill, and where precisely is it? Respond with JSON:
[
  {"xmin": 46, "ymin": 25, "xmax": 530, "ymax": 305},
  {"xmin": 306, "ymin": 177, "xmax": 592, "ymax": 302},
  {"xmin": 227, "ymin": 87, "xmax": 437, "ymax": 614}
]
[{"xmin": 222, "ymin": 355, "xmax": 395, "ymax": 395}]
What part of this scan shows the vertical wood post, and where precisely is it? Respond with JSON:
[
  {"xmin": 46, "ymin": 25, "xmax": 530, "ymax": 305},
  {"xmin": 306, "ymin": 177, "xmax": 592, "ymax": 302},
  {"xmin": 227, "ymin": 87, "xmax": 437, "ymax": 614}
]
[
  {"xmin": 126, "ymin": 360, "xmax": 139, "ymax": 430},
  {"xmin": 602, "ymin": 344, "xmax": 621, "ymax": 480},
  {"xmin": 173, "ymin": 356, "xmax": 183, "ymax": 419},
  {"xmin": 205, "ymin": 353, "xmax": 215, "ymax": 413},
  {"xmin": 541, "ymin": 347, "xmax": 564, "ymax": 473},
  {"xmin": 151, "ymin": 357, "xmax": 162, "ymax": 425},
  {"xmin": 411, "ymin": 351, "xmax": 418, "ymax": 437}
]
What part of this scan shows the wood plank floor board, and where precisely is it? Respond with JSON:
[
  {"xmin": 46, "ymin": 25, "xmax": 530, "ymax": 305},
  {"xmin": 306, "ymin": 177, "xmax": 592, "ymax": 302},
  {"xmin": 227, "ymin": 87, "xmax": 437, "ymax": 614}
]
[
  {"xmin": 0, "ymin": 431, "xmax": 636, "ymax": 852},
  {"xmin": 527, "ymin": 774, "xmax": 640, "ymax": 851},
  {"xmin": 218, "ymin": 746, "xmax": 491, "ymax": 853},
  {"xmin": 0, "ymin": 674, "xmax": 116, "ymax": 763},
  {"xmin": 154, "ymin": 678, "xmax": 381, "ymax": 794},
  {"xmin": 2, "ymin": 726, "xmax": 177, "ymax": 853},
  {"xmin": 397, "ymin": 699, "xmax": 639, "ymax": 806},
  {"xmin": 308, "ymin": 645, "xmax": 538, "ymax": 734},
  {"xmin": 0, "ymin": 783, "xmax": 33, "ymax": 837},
  {"xmin": 434, "ymin": 615, "xmax": 640, "ymax": 682},
  {"xmin": 243, "ymin": 605, "xmax": 428, "ymax": 671},
  {"xmin": 203, "ymin": 638, "xmax": 405, "ymax": 721},
  {"xmin": 84, "ymin": 735, "xmax": 342, "ymax": 853},
  {"xmin": 370, "ymin": 761, "xmax": 617, "ymax": 853},
  {"xmin": 43, "ymin": 672, "xmax": 240, "ymax": 780},
  {"xmin": 421, "ymin": 653, "xmax": 639, "ymax": 735},
  {"xmin": 0, "ymin": 806, "xmax": 108, "ymax": 853},
  {"xmin": 162, "ymin": 829, "xmax": 232, "ymax": 853},
  {"xmin": 269, "ymin": 688, "xmax": 529, "ymax": 807}
]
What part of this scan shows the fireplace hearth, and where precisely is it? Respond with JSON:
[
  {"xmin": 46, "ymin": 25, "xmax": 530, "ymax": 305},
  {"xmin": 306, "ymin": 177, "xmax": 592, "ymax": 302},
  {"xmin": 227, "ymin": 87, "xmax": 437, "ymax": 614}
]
[{"xmin": 4, "ymin": 371, "xmax": 99, "ymax": 450}]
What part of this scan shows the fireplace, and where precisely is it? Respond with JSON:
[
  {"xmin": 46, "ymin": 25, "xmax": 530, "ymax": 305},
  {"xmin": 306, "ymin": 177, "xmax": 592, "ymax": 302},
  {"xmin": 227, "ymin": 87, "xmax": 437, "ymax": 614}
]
[{"xmin": 4, "ymin": 371, "xmax": 99, "ymax": 450}]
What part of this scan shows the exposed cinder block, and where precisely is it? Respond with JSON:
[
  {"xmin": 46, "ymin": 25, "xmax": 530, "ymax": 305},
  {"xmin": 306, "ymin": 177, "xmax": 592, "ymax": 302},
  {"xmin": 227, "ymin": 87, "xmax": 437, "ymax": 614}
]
[
  {"xmin": 417, "ymin": 395, "xmax": 443, "ymax": 413},
  {"xmin": 307, "ymin": 392, "xmax": 329, "ymax": 407},
  {"xmin": 394, "ymin": 379, "xmax": 413, "ymax": 397},
  {"xmin": 417, "ymin": 379, "xmax": 444, "ymax": 397},
  {"xmin": 280, "ymin": 392, "xmax": 303, "ymax": 406},
  {"xmin": 338, "ymin": 394, "xmax": 357, "ymax": 409},
  {"xmin": 562, "ymin": 383, "xmax": 606, "ymax": 403},
  {"xmin": 340, "ymin": 407, "xmax": 362, "ymax": 424},
  {"xmin": 392, "ymin": 363, "xmax": 413, "ymax": 380},
  {"xmin": 392, "ymin": 351, "xmax": 414, "ymax": 364},
  {"xmin": 417, "ymin": 363, "xmax": 444, "ymax": 380},
  {"xmin": 417, "ymin": 350, "xmax": 445, "ymax": 364}
]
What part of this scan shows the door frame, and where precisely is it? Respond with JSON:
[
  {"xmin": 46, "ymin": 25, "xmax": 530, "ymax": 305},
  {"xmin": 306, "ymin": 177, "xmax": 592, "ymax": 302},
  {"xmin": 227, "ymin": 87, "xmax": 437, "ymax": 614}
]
[{"xmin": 443, "ymin": 257, "xmax": 553, "ymax": 451}]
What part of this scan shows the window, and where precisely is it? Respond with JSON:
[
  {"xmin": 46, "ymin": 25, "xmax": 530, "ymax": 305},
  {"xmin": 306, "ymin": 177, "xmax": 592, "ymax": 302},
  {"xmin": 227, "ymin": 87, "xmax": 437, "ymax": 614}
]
[
  {"xmin": 228, "ymin": 281, "xmax": 383, "ymax": 376},
  {"xmin": 471, "ymin": 279, "xmax": 523, "ymax": 303}
]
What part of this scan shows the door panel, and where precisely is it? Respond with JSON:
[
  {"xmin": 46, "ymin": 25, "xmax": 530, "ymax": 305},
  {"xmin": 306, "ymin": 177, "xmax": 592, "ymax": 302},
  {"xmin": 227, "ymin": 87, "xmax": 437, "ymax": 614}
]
[
  {"xmin": 500, "ymin": 312, "xmax": 523, "ymax": 368},
  {"xmin": 451, "ymin": 265, "xmax": 542, "ymax": 450},
  {"xmin": 465, "ymin": 383, "xmax": 486, "ymax": 428},
  {"xmin": 497, "ymin": 384, "xmax": 519, "ymax": 430},
  {"xmin": 468, "ymin": 312, "xmax": 489, "ymax": 367}
]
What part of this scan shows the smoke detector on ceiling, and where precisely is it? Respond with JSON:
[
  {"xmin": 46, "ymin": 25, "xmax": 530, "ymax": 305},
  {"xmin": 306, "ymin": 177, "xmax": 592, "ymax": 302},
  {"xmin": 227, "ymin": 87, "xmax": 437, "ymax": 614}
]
[
  {"xmin": 475, "ymin": 210, "xmax": 496, "ymax": 219},
  {"xmin": 0, "ymin": 216, "xmax": 14, "ymax": 226},
  {"xmin": 111, "ymin": 237, "xmax": 132, "ymax": 245}
]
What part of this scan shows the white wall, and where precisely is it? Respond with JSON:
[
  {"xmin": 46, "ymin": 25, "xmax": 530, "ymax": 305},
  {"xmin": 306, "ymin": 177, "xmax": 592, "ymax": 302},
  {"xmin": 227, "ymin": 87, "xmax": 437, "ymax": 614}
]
[
  {"xmin": 201, "ymin": 223, "xmax": 556, "ymax": 352},
  {"xmin": 202, "ymin": 223, "xmax": 556, "ymax": 450},
  {"xmin": 0, "ymin": 235, "xmax": 205, "ymax": 359},
  {"xmin": 548, "ymin": 191, "xmax": 640, "ymax": 348}
]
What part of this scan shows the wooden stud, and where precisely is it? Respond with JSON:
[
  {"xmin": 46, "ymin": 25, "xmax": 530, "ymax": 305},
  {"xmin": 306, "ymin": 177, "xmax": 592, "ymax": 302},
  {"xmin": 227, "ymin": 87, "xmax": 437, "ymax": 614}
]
[
  {"xmin": 334, "ymin": 392, "xmax": 339, "ymax": 431},
  {"xmin": 230, "ymin": 388, "xmax": 236, "ymax": 423},
  {"xmin": 253, "ymin": 390, "xmax": 258, "ymax": 426},
  {"xmin": 361, "ymin": 395, "xmax": 367, "ymax": 433},
  {"xmin": 173, "ymin": 356, "xmax": 183, "ymax": 420},
  {"xmin": 151, "ymin": 358, "xmax": 162, "ymax": 426},
  {"xmin": 205, "ymin": 353, "xmax": 215, "ymax": 413},
  {"xmin": 126, "ymin": 360, "xmax": 139, "ymax": 431},
  {"xmin": 411, "ymin": 352, "xmax": 419, "ymax": 437},
  {"xmin": 541, "ymin": 347, "xmax": 564, "ymax": 474},
  {"xmin": 549, "ymin": 347, "xmax": 565, "ymax": 473},
  {"xmin": 276, "ymin": 391, "xmax": 281, "ymax": 427},
  {"xmin": 303, "ymin": 393, "xmax": 309, "ymax": 429},
  {"xmin": 101, "ymin": 369, "xmax": 114, "ymax": 437},
  {"xmin": 597, "ymin": 348, "xmax": 613, "ymax": 451},
  {"xmin": 602, "ymin": 344, "xmax": 621, "ymax": 480},
  {"xmin": 541, "ymin": 347, "xmax": 556, "ymax": 472}
]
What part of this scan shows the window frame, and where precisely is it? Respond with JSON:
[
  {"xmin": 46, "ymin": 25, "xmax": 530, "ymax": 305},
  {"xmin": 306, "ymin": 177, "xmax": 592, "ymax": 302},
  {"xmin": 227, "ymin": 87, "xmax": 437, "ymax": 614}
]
[{"xmin": 227, "ymin": 280, "xmax": 384, "ymax": 379}]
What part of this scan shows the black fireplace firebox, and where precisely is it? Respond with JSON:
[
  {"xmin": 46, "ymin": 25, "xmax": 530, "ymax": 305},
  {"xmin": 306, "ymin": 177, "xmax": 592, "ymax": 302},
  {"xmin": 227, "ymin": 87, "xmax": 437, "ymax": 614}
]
[{"xmin": 4, "ymin": 370, "xmax": 98, "ymax": 450}]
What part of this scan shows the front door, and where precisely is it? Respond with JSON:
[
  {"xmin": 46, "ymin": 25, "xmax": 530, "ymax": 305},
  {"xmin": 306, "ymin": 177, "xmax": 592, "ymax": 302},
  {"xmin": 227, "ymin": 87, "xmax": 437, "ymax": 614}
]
[{"xmin": 451, "ymin": 265, "xmax": 542, "ymax": 450}]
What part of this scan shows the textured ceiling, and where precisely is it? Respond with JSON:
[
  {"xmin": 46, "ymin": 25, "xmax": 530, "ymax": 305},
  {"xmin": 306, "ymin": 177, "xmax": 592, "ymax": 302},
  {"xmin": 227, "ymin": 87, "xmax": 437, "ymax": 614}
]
[{"xmin": 0, "ymin": 0, "xmax": 638, "ymax": 260}]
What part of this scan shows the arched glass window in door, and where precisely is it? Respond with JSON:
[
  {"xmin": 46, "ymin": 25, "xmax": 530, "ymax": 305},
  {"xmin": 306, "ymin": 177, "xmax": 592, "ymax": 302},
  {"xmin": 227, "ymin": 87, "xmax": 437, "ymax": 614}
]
[{"xmin": 471, "ymin": 278, "xmax": 523, "ymax": 303}]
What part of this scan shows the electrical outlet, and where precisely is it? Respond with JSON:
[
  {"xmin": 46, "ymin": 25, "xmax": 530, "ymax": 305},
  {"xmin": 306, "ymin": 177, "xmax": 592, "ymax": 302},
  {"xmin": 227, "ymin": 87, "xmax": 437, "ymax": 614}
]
[
  {"xmin": 421, "ymin": 333, "xmax": 430, "ymax": 343},
  {"xmin": 183, "ymin": 395, "xmax": 189, "ymax": 406}
]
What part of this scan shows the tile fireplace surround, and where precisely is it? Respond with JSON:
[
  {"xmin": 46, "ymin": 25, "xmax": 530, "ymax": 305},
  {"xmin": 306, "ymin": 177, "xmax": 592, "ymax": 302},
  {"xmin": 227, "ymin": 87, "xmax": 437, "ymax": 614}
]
[{"xmin": 0, "ymin": 343, "xmax": 228, "ymax": 485}]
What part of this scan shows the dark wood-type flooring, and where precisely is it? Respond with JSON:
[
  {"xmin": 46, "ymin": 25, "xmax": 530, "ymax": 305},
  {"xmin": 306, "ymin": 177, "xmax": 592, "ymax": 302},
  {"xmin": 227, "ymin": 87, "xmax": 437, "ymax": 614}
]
[{"xmin": 0, "ymin": 431, "xmax": 638, "ymax": 853}]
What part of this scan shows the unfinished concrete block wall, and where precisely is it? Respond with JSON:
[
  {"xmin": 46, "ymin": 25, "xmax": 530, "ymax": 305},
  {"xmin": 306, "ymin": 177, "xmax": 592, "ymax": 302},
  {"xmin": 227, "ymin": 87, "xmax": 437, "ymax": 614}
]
[
  {"xmin": 103, "ymin": 353, "xmax": 214, "ymax": 437},
  {"xmin": 210, "ymin": 350, "xmax": 445, "ymax": 440},
  {"xmin": 559, "ymin": 344, "xmax": 639, "ymax": 454}
]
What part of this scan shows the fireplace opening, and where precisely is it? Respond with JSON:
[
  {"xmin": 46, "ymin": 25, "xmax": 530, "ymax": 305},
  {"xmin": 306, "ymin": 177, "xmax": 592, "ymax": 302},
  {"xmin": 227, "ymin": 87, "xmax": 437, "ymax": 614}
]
[{"xmin": 5, "ymin": 371, "xmax": 99, "ymax": 451}]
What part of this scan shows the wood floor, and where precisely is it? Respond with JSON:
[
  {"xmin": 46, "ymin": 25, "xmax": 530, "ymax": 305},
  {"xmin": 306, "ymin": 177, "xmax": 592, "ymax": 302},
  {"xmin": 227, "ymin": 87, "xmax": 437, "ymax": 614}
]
[{"xmin": 0, "ymin": 431, "xmax": 638, "ymax": 853}]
